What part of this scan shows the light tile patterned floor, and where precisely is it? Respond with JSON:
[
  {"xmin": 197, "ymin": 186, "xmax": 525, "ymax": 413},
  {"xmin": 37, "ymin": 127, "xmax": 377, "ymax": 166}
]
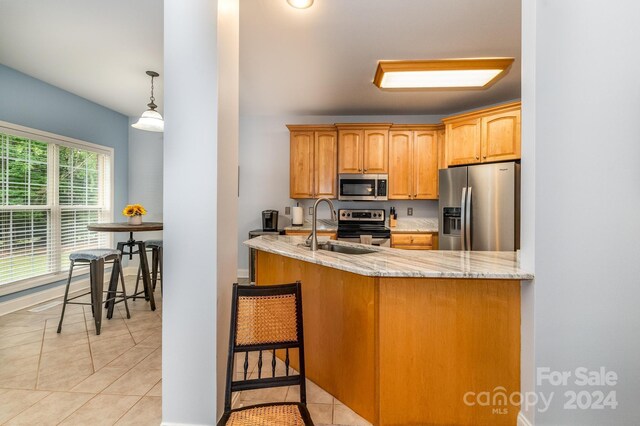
[{"xmin": 0, "ymin": 276, "xmax": 370, "ymax": 425}]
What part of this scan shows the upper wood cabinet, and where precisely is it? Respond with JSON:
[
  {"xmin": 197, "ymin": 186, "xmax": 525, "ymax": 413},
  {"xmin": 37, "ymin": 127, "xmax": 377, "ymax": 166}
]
[
  {"xmin": 443, "ymin": 102, "xmax": 521, "ymax": 167},
  {"xmin": 288, "ymin": 125, "xmax": 337, "ymax": 199},
  {"xmin": 337, "ymin": 129, "xmax": 362, "ymax": 173},
  {"xmin": 481, "ymin": 109, "xmax": 521, "ymax": 162},
  {"xmin": 337, "ymin": 124, "xmax": 391, "ymax": 174},
  {"xmin": 388, "ymin": 126, "xmax": 440, "ymax": 200}
]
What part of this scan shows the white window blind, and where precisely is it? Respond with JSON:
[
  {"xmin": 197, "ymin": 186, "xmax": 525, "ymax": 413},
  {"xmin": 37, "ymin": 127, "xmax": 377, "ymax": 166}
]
[{"xmin": 0, "ymin": 125, "xmax": 113, "ymax": 289}]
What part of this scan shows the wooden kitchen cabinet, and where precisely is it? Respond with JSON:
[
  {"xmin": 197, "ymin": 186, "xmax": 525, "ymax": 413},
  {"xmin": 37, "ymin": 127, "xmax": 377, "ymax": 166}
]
[
  {"xmin": 388, "ymin": 126, "xmax": 439, "ymax": 200},
  {"xmin": 481, "ymin": 108, "xmax": 521, "ymax": 162},
  {"xmin": 288, "ymin": 125, "xmax": 337, "ymax": 199},
  {"xmin": 285, "ymin": 230, "xmax": 337, "ymax": 240},
  {"xmin": 437, "ymin": 128, "xmax": 447, "ymax": 170},
  {"xmin": 391, "ymin": 232, "xmax": 438, "ymax": 250},
  {"xmin": 444, "ymin": 102, "xmax": 521, "ymax": 167},
  {"xmin": 446, "ymin": 118, "xmax": 482, "ymax": 166},
  {"xmin": 337, "ymin": 124, "xmax": 391, "ymax": 174}
]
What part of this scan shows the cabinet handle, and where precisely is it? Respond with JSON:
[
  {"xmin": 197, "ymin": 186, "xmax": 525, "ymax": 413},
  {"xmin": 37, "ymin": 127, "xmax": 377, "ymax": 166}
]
[
  {"xmin": 364, "ymin": 168, "xmax": 368, "ymax": 172},
  {"xmin": 483, "ymin": 155, "xmax": 487, "ymax": 159},
  {"xmin": 476, "ymin": 156, "xmax": 479, "ymax": 160}
]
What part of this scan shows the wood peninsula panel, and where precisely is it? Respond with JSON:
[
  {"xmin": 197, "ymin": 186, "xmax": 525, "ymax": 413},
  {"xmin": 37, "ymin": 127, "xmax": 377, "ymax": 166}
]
[
  {"xmin": 256, "ymin": 251, "xmax": 377, "ymax": 424},
  {"xmin": 255, "ymin": 250, "xmax": 521, "ymax": 426},
  {"xmin": 377, "ymin": 277, "xmax": 521, "ymax": 426}
]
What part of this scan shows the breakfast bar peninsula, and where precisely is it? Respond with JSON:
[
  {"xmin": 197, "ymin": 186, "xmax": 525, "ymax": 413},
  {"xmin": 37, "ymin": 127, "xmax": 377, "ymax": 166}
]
[{"xmin": 245, "ymin": 235, "xmax": 533, "ymax": 426}]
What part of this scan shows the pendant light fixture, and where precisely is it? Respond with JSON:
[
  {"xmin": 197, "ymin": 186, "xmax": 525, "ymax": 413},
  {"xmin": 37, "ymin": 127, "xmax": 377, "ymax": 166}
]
[{"xmin": 132, "ymin": 71, "xmax": 164, "ymax": 132}]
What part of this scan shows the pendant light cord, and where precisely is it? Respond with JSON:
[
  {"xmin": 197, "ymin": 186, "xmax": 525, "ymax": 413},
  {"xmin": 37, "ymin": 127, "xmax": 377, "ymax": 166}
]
[{"xmin": 148, "ymin": 74, "xmax": 158, "ymax": 110}]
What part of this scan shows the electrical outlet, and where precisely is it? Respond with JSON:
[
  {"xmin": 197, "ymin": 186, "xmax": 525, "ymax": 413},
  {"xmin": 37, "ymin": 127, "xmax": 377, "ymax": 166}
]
[
  {"xmin": 309, "ymin": 207, "xmax": 314, "ymax": 216},
  {"xmin": 407, "ymin": 207, "xmax": 413, "ymax": 216},
  {"xmin": 285, "ymin": 206, "xmax": 291, "ymax": 215}
]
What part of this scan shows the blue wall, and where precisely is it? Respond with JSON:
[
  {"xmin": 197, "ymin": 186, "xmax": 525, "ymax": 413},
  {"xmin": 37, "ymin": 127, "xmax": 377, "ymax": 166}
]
[{"xmin": 0, "ymin": 64, "xmax": 129, "ymax": 301}]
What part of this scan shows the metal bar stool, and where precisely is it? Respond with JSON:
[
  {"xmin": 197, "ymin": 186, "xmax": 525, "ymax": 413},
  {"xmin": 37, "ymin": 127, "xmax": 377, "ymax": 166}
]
[
  {"xmin": 134, "ymin": 239, "xmax": 163, "ymax": 297},
  {"xmin": 57, "ymin": 249, "xmax": 130, "ymax": 335}
]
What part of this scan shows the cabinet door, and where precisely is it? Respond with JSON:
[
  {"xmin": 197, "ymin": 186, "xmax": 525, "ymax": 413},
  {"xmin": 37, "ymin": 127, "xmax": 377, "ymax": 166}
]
[
  {"xmin": 363, "ymin": 130, "xmax": 388, "ymax": 173},
  {"xmin": 338, "ymin": 130, "xmax": 363, "ymax": 173},
  {"xmin": 447, "ymin": 119, "xmax": 481, "ymax": 166},
  {"xmin": 314, "ymin": 131, "xmax": 337, "ymax": 198},
  {"xmin": 413, "ymin": 131, "xmax": 438, "ymax": 199},
  {"xmin": 481, "ymin": 109, "xmax": 521, "ymax": 162},
  {"xmin": 437, "ymin": 129, "xmax": 447, "ymax": 170},
  {"xmin": 290, "ymin": 131, "xmax": 314, "ymax": 198},
  {"xmin": 388, "ymin": 131, "xmax": 413, "ymax": 199}
]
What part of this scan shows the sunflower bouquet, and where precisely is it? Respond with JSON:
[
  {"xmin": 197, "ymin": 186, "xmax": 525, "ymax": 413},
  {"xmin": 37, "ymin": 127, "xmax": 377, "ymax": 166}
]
[{"xmin": 122, "ymin": 204, "xmax": 147, "ymax": 217}]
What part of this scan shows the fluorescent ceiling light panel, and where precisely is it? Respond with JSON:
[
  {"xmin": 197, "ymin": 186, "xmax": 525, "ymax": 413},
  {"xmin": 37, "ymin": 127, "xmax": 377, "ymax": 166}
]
[{"xmin": 373, "ymin": 58, "xmax": 514, "ymax": 89}]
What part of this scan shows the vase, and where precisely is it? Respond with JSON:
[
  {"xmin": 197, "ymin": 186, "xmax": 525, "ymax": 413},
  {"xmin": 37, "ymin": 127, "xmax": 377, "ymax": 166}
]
[{"xmin": 128, "ymin": 215, "xmax": 143, "ymax": 225}]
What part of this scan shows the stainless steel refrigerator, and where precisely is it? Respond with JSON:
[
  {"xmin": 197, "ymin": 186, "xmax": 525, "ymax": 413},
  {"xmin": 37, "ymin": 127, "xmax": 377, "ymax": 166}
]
[{"xmin": 438, "ymin": 162, "xmax": 520, "ymax": 251}]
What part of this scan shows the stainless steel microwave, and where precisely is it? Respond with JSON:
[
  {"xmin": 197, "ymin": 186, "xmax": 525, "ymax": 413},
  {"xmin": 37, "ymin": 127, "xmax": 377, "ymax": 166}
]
[{"xmin": 338, "ymin": 174, "xmax": 388, "ymax": 201}]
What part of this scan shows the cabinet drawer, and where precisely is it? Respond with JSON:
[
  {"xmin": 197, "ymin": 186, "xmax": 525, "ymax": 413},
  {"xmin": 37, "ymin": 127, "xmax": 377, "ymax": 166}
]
[{"xmin": 391, "ymin": 233, "xmax": 432, "ymax": 247}]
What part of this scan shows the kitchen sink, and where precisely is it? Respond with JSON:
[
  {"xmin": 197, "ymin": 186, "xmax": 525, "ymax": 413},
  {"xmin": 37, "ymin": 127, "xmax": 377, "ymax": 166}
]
[{"xmin": 318, "ymin": 243, "xmax": 377, "ymax": 255}]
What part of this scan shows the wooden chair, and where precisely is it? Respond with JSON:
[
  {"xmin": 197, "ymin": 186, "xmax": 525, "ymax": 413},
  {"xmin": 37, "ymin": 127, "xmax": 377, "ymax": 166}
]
[{"xmin": 218, "ymin": 282, "xmax": 314, "ymax": 426}]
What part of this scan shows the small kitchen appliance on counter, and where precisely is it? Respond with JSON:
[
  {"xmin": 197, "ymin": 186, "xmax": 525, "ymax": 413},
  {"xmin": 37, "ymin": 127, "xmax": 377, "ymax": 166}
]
[
  {"xmin": 262, "ymin": 210, "xmax": 279, "ymax": 232},
  {"xmin": 337, "ymin": 208, "xmax": 391, "ymax": 246}
]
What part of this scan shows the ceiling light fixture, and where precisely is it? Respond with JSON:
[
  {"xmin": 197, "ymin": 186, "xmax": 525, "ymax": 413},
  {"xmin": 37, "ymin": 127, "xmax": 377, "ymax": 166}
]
[
  {"xmin": 132, "ymin": 71, "xmax": 164, "ymax": 132},
  {"xmin": 287, "ymin": 0, "xmax": 314, "ymax": 9},
  {"xmin": 373, "ymin": 58, "xmax": 514, "ymax": 89}
]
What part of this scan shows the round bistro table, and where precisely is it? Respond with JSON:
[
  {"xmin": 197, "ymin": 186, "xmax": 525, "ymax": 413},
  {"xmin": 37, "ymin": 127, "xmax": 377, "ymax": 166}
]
[{"xmin": 88, "ymin": 222, "xmax": 163, "ymax": 317}]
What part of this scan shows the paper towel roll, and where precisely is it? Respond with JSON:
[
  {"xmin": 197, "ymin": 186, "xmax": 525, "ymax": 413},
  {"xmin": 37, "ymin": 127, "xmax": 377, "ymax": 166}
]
[{"xmin": 292, "ymin": 206, "xmax": 304, "ymax": 226}]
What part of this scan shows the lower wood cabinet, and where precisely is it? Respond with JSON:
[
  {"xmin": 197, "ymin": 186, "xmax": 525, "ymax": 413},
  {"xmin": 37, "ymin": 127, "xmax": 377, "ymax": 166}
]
[
  {"xmin": 285, "ymin": 230, "xmax": 337, "ymax": 240},
  {"xmin": 391, "ymin": 232, "xmax": 438, "ymax": 250}
]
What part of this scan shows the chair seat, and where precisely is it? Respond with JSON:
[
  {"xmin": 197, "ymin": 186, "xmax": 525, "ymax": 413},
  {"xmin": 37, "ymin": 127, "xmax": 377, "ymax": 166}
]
[
  {"xmin": 145, "ymin": 239, "xmax": 163, "ymax": 248},
  {"xmin": 69, "ymin": 249, "xmax": 120, "ymax": 261},
  {"xmin": 219, "ymin": 402, "xmax": 313, "ymax": 426}
]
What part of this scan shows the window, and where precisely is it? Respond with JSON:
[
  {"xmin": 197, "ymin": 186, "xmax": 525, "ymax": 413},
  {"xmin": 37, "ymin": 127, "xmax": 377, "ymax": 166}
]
[{"xmin": 0, "ymin": 122, "xmax": 113, "ymax": 292}]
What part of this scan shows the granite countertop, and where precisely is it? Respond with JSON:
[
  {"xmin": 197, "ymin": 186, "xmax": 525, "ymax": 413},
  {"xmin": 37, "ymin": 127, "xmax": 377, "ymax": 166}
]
[
  {"xmin": 245, "ymin": 235, "xmax": 533, "ymax": 280},
  {"xmin": 389, "ymin": 218, "xmax": 438, "ymax": 233}
]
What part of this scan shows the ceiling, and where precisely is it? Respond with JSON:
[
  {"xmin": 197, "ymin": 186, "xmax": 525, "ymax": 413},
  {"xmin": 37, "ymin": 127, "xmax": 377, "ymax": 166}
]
[
  {"xmin": 241, "ymin": 0, "xmax": 521, "ymax": 116},
  {"xmin": 0, "ymin": 0, "xmax": 163, "ymax": 117},
  {"xmin": 0, "ymin": 0, "xmax": 520, "ymax": 117}
]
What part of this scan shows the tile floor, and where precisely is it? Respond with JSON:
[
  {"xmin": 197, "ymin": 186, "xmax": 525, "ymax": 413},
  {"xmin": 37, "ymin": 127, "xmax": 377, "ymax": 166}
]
[{"xmin": 0, "ymin": 276, "xmax": 371, "ymax": 426}]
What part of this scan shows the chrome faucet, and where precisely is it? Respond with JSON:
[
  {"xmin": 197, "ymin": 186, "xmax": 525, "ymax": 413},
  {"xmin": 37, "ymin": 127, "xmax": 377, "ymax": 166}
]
[{"xmin": 306, "ymin": 197, "xmax": 337, "ymax": 251}]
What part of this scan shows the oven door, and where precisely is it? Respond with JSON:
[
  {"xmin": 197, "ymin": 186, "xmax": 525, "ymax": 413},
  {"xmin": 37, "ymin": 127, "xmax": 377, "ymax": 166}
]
[{"xmin": 338, "ymin": 174, "xmax": 378, "ymax": 201}]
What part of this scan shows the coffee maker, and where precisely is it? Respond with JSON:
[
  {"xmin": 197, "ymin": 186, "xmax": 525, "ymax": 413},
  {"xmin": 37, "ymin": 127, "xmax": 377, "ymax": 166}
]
[{"xmin": 262, "ymin": 210, "xmax": 279, "ymax": 231}]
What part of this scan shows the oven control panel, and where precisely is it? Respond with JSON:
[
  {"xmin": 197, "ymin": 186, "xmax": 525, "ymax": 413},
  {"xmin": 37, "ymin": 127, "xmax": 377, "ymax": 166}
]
[{"xmin": 338, "ymin": 209, "xmax": 385, "ymax": 222}]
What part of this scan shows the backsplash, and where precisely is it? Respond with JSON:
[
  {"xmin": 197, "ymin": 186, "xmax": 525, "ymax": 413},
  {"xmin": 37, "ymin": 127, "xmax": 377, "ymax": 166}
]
[{"xmin": 284, "ymin": 199, "xmax": 439, "ymax": 225}]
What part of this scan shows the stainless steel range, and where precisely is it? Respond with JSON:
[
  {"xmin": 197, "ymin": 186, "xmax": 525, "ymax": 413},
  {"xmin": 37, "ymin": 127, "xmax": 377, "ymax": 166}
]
[{"xmin": 337, "ymin": 209, "xmax": 391, "ymax": 247}]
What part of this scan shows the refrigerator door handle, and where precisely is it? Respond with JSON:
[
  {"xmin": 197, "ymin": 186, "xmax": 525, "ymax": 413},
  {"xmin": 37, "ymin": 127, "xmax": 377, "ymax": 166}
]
[
  {"xmin": 461, "ymin": 187, "xmax": 467, "ymax": 251},
  {"xmin": 465, "ymin": 186, "xmax": 472, "ymax": 250}
]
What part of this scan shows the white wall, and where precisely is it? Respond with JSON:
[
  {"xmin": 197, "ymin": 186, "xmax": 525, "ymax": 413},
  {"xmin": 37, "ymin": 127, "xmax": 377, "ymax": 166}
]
[
  {"xmin": 163, "ymin": 0, "xmax": 220, "ymax": 423},
  {"xmin": 237, "ymin": 113, "xmax": 443, "ymax": 272},
  {"xmin": 524, "ymin": 1, "xmax": 640, "ymax": 424},
  {"xmin": 127, "ymin": 119, "xmax": 163, "ymax": 270},
  {"xmin": 216, "ymin": 0, "xmax": 239, "ymax": 417}
]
